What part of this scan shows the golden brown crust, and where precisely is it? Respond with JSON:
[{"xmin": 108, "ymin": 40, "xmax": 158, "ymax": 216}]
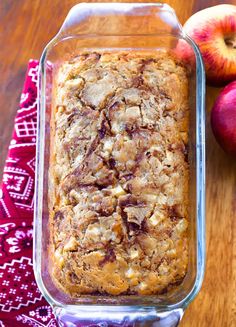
[{"xmin": 50, "ymin": 51, "xmax": 189, "ymax": 296}]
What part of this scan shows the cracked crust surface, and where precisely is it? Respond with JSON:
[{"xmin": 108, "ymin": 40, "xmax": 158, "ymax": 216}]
[{"xmin": 50, "ymin": 51, "xmax": 189, "ymax": 296}]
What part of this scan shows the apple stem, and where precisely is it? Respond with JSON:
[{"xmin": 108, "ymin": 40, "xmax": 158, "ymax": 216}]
[{"xmin": 224, "ymin": 36, "xmax": 236, "ymax": 49}]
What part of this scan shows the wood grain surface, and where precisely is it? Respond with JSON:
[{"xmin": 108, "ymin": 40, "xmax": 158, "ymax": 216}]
[{"xmin": 0, "ymin": 0, "xmax": 236, "ymax": 326}]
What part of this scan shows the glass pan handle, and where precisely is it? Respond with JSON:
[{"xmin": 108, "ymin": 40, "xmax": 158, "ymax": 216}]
[
  {"xmin": 55, "ymin": 306, "xmax": 184, "ymax": 327},
  {"xmin": 55, "ymin": 2, "xmax": 183, "ymax": 39}
]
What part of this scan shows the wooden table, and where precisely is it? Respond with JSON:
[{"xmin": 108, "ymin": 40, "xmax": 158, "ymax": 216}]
[{"xmin": 0, "ymin": 0, "xmax": 235, "ymax": 326}]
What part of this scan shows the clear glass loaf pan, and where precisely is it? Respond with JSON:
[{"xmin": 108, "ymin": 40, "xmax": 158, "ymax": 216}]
[{"xmin": 34, "ymin": 3, "xmax": 205, "ymax": 326}]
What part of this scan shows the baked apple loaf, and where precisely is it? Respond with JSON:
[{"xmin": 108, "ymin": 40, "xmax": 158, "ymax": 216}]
[{"xmin": 50, "ymin": 51, "xmax": 189, "ymax": 296}]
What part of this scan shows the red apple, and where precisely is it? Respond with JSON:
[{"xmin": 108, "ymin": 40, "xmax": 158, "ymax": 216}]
[
  {"xmin": 211, "ymin": 81, "xmax": 236, "ymax": 155},
  {"xmin": 177, "ymin": 5, "xmax": 236, "ymax": 86}
]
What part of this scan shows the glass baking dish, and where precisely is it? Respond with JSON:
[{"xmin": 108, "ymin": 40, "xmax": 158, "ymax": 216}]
[{"xmin": 34, "ymin": 3, "xmax": 205, "ymax": 326}]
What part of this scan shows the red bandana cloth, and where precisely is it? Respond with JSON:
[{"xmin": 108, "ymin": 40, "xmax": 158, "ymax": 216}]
[{"xmin": 0, "ymin": 61, "xmax": 57, "ymax": 327}]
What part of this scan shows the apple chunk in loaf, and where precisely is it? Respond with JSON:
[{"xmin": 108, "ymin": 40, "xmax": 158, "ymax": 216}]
[{"xmin": 50, "ymin": 51, "xmax": 189, "ymax": 296}]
